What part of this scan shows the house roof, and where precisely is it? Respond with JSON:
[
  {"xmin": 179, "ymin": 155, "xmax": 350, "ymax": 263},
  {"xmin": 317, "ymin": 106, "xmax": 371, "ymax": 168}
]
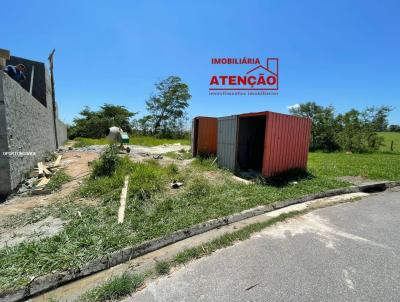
[{"xmin": 246, "ymin": 64, "xmax": 277, "ymax": 76}]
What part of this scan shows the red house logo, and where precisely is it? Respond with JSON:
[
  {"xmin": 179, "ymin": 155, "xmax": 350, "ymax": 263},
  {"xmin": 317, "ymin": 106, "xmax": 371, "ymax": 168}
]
[{"xmin": 209, "ymin": 57, "xmax": 279, "ymax": 92}]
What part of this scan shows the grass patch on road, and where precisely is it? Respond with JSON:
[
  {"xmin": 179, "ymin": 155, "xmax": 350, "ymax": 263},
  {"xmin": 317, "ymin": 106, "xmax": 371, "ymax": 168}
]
[
  {"xmin": 1, "ymin": 151, "xmax": 399, "ymax": 293},
  {"xmin": 74, "ymin": 136, "xmax": 190, "ymax": 147},
  {"xmin": 155, "ymin": 260, "xmax": 171, "ymax": 275},
  {"xmin": 79, "ymin": 273, "xmax": 144, "ymax": 302}
]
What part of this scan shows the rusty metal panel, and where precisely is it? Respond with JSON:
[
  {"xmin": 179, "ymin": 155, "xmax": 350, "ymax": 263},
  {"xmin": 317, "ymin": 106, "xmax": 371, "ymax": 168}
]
[
  {"xmin": 191, "ymin": 118, "xmax": 197, "ymax": 157},
  {"xmin": 192, "ymin": 117, "xmax": 218, "ymax": 156},
  {"xmin": 262, "ymin": 112, "xmax": 311, "ymax": 177},
  {"xmin": 217, "ymin": 115, "xmax": 238, "ymax": 171}
]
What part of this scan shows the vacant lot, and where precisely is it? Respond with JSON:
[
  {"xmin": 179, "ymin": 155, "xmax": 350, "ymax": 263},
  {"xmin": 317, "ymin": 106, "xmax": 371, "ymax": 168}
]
[
  {"xmin": 74, "ymin": 136, "xmax": 190, "ymax": 147},
  {"xmin": 378, "ymin": 131, "xmax": 400, "ymax": 152},
  {"xmin": 0, "ymin": 150, "xmax": 399, "ymax": 293},
  {"xmin": 308, "ymin": 152, "xmax": 400, "ymax": 180}
]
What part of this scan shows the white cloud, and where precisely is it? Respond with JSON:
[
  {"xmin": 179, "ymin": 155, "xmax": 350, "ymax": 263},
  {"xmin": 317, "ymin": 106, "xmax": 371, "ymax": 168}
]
[{"xmin": 287, "ymin": 103, "xmax": 300, "ymax": 110}]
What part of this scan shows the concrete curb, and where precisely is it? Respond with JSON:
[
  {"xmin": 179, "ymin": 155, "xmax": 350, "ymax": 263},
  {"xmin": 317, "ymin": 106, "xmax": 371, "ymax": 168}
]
[{"xmin": 1, "ymin": 181, "xmax": 398, "ymax": 302}]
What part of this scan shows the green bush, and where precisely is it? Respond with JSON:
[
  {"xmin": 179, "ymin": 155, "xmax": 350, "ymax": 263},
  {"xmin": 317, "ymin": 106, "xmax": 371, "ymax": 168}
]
[
  {"xmin": 290, "ymin": 102, "xmax": 391, "ymax": 153},
  {"xmin": 91, "ymin": 145, "xmax": 120, "ymax": 178},
  {"xmin": 68, "ymin": 104, "xmax": 136, "ymax": 139}
]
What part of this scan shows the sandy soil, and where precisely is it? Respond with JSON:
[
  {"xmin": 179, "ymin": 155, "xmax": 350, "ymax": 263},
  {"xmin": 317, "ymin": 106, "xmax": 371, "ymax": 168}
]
[{"xmin": 0, "ymin": 151, "xmax": 99, "ymax": 219}]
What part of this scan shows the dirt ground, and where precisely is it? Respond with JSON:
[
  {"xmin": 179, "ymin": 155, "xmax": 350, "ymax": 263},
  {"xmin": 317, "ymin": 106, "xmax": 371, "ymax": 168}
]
[
  {"xmin": 0, "ymin": 216, "xmax": 66, "ymax": 249},
  {"xmin": 0, "ymin": 150, "xmax": 99, "ymax": 219},
  {"xmin": 127, "ymin": 144, "xmax": 192, "ymax": 166},
  {"xmin": 0, "ymin": 143, "xmax": 191, "ymax": 220}
]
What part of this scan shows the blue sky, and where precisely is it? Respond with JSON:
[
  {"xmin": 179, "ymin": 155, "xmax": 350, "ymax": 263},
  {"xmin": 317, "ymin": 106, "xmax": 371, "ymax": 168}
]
[{"xmin": 2, "ymin": 0, "xmax": 399, "ymax": 125}]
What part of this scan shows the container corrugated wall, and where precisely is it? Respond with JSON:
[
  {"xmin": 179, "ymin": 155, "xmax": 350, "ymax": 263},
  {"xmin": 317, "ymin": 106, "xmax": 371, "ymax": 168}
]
[
  {"xmin": 217, "ymin": 115, "xmax": 238, "ymax": 171},
  {"xmin": 192, "ymin": 117, "xmax": 218, "ymax": 156},
  {"xmin": 262, "ymin": 112, "xmax": 311, "ymax": 176}
]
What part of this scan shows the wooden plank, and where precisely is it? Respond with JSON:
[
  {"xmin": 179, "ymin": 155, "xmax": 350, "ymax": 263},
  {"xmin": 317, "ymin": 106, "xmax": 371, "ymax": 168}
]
[
  {"xmin": 32, "ymin": 189, "xmax": 51, "ymax": 195},
  {"xmin": 231, "ymin": 175, "xmax": 252, "ymax": 185},
  {"xmin": 38, "ymin": 162, "xmax": 44, "ymax": 177},
  {"xmin": 117, "ymin": 175, "xmax": 130, "ymax": 224},
  {"xmin": 43, "ymin": 166, "xmax": 52, "ymax": 176},
  {"xmin": 54, "ymin": 155, "xmax": 62, "ymax": 167},
  {"xmin": 36, "ymin": 177, "xmax": 50, "ymax": 187}
]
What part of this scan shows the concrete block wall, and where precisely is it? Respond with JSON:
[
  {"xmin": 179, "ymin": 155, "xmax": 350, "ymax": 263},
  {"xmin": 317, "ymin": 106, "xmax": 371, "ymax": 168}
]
[
  {"xmin": 56, "ymin": 119, "xmax": 68, "ymax": 146},
  {"xmin": 0, "ymin": 72, "xmax": 67, "ymax": 195},
  {"xmin": 0, "ymin": 73, "xmax": 11, "ymax": 195}
]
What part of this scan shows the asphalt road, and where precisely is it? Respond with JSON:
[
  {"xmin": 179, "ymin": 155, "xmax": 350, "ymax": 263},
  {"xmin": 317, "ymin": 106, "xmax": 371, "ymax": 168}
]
[{"xmin": 126, "ymin": 189, "xmax": 400, "ymax": 302}]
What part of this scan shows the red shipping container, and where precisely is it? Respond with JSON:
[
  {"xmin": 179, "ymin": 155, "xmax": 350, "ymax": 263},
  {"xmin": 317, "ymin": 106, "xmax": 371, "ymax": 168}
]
[
  {"xmin": 233, "ymin": 111, "xmax": 311, "ymax": 177},
  {"xmin": 192, "ymin": 117, "xmax": 218, "ymax": 156}
]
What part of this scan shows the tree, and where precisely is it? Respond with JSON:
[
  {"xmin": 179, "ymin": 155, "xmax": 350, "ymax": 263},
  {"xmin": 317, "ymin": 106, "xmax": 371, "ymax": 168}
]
[
  {"xmin": 336, "ymin": 109, "xmax": 382, "ymax": 152},
  {"xmin": 363, "ymin": 106, "xmax": 392, "ymax": 131},
  {"xmin": 389, "ymin": 124, "xmax": 400, "ymax": 132},
  {"xmin": 290, "ymin": 102, "xmax": 390, "ymax": 152},
  {"xmin": 144, "ymin": 76, "xmax": 191, "ymax": 137},
  {"xmin": 136, "ymin": 115, "xmax": 153, "ymax": 135},
  {"xmin": 289, "ymin": 102, "xmax": 339, "ymax": 151},
  {"xmin": 68, "ymin": 104, "xmax": 136, "ymax": 139}
]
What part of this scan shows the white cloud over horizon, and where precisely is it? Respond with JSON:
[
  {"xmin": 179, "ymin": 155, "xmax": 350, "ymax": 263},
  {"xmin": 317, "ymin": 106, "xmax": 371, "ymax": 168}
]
[{"xmin": 287, "ymin": 103, "xmax": 300, "ymax": 111}]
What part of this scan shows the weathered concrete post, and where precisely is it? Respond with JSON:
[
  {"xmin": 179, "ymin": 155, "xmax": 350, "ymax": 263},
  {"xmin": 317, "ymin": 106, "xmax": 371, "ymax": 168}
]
[{"xmin": 0, "ymin": 49, "xmax": 10, "ymax": 69}]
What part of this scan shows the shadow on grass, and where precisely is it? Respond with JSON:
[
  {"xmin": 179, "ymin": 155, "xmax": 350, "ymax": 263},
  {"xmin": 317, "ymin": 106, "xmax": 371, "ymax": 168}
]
[{"xmin": 256, "ymin": 168, "xmax": 315, "ymax": 188}]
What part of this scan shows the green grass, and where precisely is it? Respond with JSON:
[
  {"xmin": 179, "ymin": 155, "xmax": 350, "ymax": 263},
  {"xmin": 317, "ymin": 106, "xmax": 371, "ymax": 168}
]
[
  {"xmin": 74, "ymin": 135, "xmax": 190, "ymax": 147},
  {"xmin": 308, "ymin": 152, "xmax": 400, "ymax": 180},
  {"xmin": 79, "ymin": 273, "xmax": 144, "ymax": 302},
  {"xmin": 46, "ymin": 170, "xmax": 72, "ymax": 192},
  {"xmin": 155, "ymin": 261, "xmax": 170, "ymax": 275},
  {"xmin": 378, "ymin": 132, "xmax": 400, "ymax": 153},
  {"xmin": 1, "ymin": 152, "xmax": 399, "ymax": 293}
]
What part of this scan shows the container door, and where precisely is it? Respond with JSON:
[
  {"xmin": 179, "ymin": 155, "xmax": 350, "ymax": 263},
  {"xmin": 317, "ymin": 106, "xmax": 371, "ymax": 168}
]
[
  {"xmin": 217, "ymin": 116, "xmax": 238, "ymax": 171},
  {"xmin": 191, "ymin": 118, "xmax": 199, "ymax": 156}
]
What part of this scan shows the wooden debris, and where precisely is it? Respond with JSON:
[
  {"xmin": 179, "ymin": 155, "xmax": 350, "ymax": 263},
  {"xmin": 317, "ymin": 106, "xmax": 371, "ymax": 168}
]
[
  {"xmin": 118, "ymin": 175, "xmax": 130, "ymax": 224},
  {"xmin": 38, "ymin": 162, "xmax": 44, "ymax": 177},
  {"xmin": 43, "ymin": 166, "xmax": 52, "ymax": 177},
  {"xmin": 36, "ymin": 177, "xmax": 50, "ymax": 187},
  {"xmin": 54, "ymin": 155, "xmax": 62, "ymax": 167},
  {"xmin": 211, "ymin": 157, "xmax": 218, "ymax": 166},
  {"xmin": 32, "ymin": 188, "xmax": 51, "ymax": 195},
  {"xmin": 231, "ymin": 175, "xmax": 252, "ymax": 185}
]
